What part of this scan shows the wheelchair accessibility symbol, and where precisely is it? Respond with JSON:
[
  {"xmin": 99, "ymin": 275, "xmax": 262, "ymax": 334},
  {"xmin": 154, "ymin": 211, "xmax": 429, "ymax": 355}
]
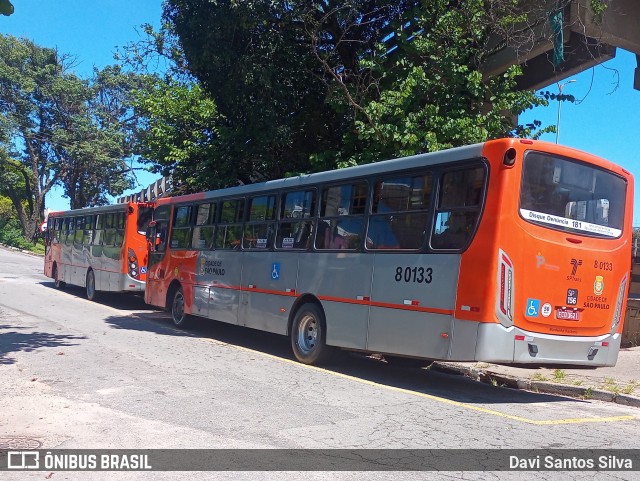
[
  {"xmin": 525, "ymin": 298, "xmax": 540, "ymax": 318},
  {"xmin": 271, "ymin": 262, "xmax": 280, "ymax": 280}
]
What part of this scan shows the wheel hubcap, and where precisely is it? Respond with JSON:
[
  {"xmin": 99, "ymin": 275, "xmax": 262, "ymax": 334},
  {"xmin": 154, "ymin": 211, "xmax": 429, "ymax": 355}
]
[
  {"xmin": 173, "ymin": 293, "xmax": 184, "ymax": 322},
  {"xmin": 296, "ymin": 314, "xmax": 318, "ymax": 354},
  {"xmin": 87, "ymin": 273, "xmax": 94, "ymax": 297}
]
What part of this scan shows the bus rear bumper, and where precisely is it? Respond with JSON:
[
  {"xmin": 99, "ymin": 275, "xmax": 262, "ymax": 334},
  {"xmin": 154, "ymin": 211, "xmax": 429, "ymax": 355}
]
[
  {"xmin": 120, "ymin": 275, "xmax": 145, "ymax": 292},
  {"xmin": 474, "ymin": 323, "xmax": 621, "ymax": 367}
]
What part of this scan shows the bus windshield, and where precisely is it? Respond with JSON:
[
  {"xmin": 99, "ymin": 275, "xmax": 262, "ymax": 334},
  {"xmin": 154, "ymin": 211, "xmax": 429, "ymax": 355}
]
[{"xmin": 519, "ymin": 151, "xmax": 626, "ymax": 238}]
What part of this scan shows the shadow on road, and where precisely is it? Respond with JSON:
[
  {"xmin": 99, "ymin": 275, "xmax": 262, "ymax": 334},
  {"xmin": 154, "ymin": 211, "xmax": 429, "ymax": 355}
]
[
  {"xmin": 102, "ymin": 311, "xmax": 585, "ymax": 407},
  {"xmin": 0, "ymin": 330, "xmax": 86, "ymax": 365},
  {"xmin": 41, "ymin": 281, "xmax": 149, "ymax": 311}
]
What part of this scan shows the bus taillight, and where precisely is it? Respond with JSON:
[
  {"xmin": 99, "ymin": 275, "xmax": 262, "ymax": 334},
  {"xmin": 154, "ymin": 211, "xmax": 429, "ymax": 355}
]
[
  {"xmin": 611, "ymin": 274, "xmax": 628, "ymax": 332},
  {"xmin": 128, "ymin": 248, "xmax": 139, "ymax": 279},
  {"xmin": 496, "ymin": 249, "xmax": 514, "ymax": 327}
]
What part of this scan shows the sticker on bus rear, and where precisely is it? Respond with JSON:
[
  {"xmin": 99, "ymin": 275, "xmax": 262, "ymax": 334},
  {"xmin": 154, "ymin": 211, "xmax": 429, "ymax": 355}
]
[
  {"xmin": 525, "ymin": 299, "xmax": 540, "ymax": 317},
  {"xmin": 520, "ymin": 209, "xmax": 621, "ymax": 237}
]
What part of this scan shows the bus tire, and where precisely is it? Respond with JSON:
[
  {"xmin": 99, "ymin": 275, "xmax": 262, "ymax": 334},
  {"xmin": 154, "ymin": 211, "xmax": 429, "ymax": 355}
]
[
  {"xmin": 85, "ymin": 269, "xmax": 99, "ymax": 301},
  {"xmin": 290, "ymin": 303, "xmax": 333, "ymax": 365},
  {"xmin": 171, "ymin": 286, "xmax": 190, "ymax": 328},
  {"xmin": 53, "ymin": 264, "xmax": 65, "ymax": 289}
]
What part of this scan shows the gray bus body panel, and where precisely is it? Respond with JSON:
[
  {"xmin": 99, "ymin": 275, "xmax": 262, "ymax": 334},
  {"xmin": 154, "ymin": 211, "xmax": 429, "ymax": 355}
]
[
  {"xmin": 367, "ymin": 253, "xmax": 460, "ymax": 358},
  {"xmin": 298, "ymin": 252, "xmax": 373, "ymax": 350},
  {"xmin": 240, "ymin": 251, "xmax": 298, "ymax": 335},
  {"xmin": 195, "ymin": 250, "xmax": 241, "ymax": 325}
]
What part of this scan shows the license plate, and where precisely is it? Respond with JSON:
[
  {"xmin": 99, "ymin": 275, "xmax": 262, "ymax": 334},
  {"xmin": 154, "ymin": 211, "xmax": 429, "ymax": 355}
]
[{"xmin": 556, "ymin": 309, "xmax": 580, "ymax": 320}]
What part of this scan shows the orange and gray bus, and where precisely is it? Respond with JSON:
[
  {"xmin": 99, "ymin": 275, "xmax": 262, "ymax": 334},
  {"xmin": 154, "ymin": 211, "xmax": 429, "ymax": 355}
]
[
  {"xmin": 44, "ymin": 202, "xmax": 153, "ymax": 300},
  {"xmin": 144, "ymin": 138, "xmax": 633, "ymax": 366}
]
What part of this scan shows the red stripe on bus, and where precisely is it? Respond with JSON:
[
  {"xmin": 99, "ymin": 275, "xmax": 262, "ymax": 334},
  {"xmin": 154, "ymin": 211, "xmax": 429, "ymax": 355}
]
[
  {"xmin": 203, "ymin": 285, "xmax": 452, "ymax": 314},
  {"xmin": 240, "ymin": 286, "xmax": 298, "ymax": 297},
  {"xmin": 368, "ymin": 301, "xmax": 454, "ymax": 315}
]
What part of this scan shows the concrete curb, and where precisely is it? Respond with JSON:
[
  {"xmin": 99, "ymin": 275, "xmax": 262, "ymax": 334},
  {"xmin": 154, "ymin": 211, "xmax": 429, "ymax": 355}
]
[
  {"xmin": 0, "ymin": 243, "xmax": 44, "ymax": 258},
  {"xmin": 431, "ymin": 362, "xmax": 640, "ymax": 408}
]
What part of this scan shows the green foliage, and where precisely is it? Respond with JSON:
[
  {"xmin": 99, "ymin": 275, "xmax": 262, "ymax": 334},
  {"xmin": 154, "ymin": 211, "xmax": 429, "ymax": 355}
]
[
  {"xmin": 590, "ymin": 0, "xmax": 609, "ymax": 24},
  {"xmin": 53, "ymin": 65, "xmax": 141, "ymax": 208},
  {"xmin": 0, "ymin": 35, "xmax": 141, "ymax": 241},
  {"xmin": 0, "ymin": 218, "xmax": 31, "ymax": 249},
  {"xmin": 323, "ymin": 0, "xmax": 552, "ymax": 163},
  {"xmin": 163, "ymin": 0, "xmax": 351, "ymax": 185},
  {"xmin": 0, "ymin": 195, "xmax": 14, "ymax": 221},
  {"xmin": 0, "ymin": 0, "xmax": 13, "ymax": 16},
  {"xmin": 152, "ymin": 0, "xmax": 554, "ymax": 190},
  {"xmin": 132, "ymin": 78, "xmax": 225, "ymax": 192}
]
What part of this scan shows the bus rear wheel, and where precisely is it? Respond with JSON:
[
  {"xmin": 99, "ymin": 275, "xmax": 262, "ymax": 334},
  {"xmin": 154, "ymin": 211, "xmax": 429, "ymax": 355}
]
[
  {"xmin": 171, "ymin": 286, "xmax": 190, "ymax": 328},
  {"xmin": 53, "ymin": 265, "xmax": 65, "ymax": 289},
  {"xmin": 85, "ymin": 269, "xmax": 99, "ymax": 301},
  {"xmin": 291, "ymin": 303, "xmax": 333, "ymax": 365}
]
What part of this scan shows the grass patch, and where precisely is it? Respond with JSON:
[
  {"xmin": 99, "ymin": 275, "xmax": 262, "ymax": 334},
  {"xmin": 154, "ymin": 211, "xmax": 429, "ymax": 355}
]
[{"xmin": 553, "ymin": 369, "xmax": 566, "ymax": 382}]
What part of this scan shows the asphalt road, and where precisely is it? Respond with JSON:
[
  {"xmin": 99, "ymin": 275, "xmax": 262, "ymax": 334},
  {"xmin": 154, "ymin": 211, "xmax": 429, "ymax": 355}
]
[{"xmin": 1, "ymin": 247, "xmax": 639, "ymax": 480}]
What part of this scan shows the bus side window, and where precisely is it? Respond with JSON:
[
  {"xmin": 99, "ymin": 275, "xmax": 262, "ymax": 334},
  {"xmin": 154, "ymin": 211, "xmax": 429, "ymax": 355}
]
[
  {"xmin": 276, "ymin": 189, "xmax": 316, "ymax": 250},
  {"xmin": 316, "ymin": 183, "xmax": 367, "ymax": 250},
  {"xmin": 155, "ymin": 222, "xmax": 168, "ymax": 253},
  {"xmin": 244, "ymin": 195, "xmax": 276, "ymax": 249},
  {"xmin": 431, "ymin": 166, "xmax": 485, "ymax": 250},
  {"xmin": 170, "ymin": 205, "xmax": 193, "ymax": 249},
  {"xmin": 367, "ymin": 173, "xmax": 432, "ymax": 250},
  {"xmin": 214, "ymin": 199, "xmax": 245, "ymax": 250},
  {"xmin": 191, "ymin": 203, "xmax": 216, "ymax": 249}
]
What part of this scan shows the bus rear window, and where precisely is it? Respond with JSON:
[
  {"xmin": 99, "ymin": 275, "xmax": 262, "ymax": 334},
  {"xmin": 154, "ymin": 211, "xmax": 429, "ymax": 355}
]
[{"xmin": 519, "ymin": 152, "xmax": 626, "ymax": 238}]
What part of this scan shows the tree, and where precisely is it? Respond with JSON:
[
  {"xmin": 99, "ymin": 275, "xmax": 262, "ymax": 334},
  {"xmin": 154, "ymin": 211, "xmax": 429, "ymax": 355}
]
[
  {"xmin": 0, "ymin": 0, "xmax": 13, "ymax": 16},
  {"xmin": 53, "ymin": 66, "xmax": 144, "ymax": 208},
  {"xmin": 163, "ymin": 0, "xmax": 350, "ymax": 185},
  {"xmin": 0, "ymin": 35, "xmax": 138, "ymax": 241},
  {"xmin": 132, "ymin": 78, "xmax": 225, "ymax": 192},
  {"xmin": 301, "ymin": 0, "xmax": 556, "ymax": 164},
  {"xmin": 159, "ymin": 0, "xmax": 555, "ymax": 185}
]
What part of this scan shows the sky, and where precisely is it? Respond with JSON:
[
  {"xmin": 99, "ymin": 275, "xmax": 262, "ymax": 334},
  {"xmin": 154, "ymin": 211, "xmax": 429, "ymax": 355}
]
[{"xmin": 2, "ymin": 1, "xmax": 640, "ymax": 224}]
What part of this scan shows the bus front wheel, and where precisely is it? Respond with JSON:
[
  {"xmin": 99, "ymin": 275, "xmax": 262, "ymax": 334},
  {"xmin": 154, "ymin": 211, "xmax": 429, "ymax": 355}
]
[
  {"xmin": 291, "ymin": 303, "xmax": 333, "ymax": 365},
  {"xmin": 171, "ymin": 286, "xmax": 190, "ymax": 328},
  {"xmin": 86, "ymin": 269, "xmax": 99, "ymax": 301}
]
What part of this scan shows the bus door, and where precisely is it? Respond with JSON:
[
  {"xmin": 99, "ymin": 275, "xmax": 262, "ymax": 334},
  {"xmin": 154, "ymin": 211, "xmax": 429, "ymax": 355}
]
[{"xmin": 145, "ymin": 218, "xmax": 170, "ymax": 307}]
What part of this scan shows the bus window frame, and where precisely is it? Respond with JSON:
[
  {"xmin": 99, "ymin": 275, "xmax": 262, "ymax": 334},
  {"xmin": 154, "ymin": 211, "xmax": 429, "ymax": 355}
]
[
  {"xmin": 429, "ymin": 160, "xmax": 489, "ymax": 252},
  {"xmin": 315, "ymin": 180, "xmax": 369, "ymax": 252},
  {"xmin": 243, "ymin": 194, "xmax": 277, "ymax": 250},
  {"xmin": 275, "ymin": 188, "xmax": 317, "ymax": 251},
  {"xmin": 214, "ymin": 198, "xmax": 245, "ymax": 250},
  {"xmin": 365, "ymin": 170, "xmax": 434, "ymax": 252},
  {"xmin": 169, "ymin": 204, "xmax": 194, "ymax": 250},
  {"xmin": 190, "ymin": 202, "xmax": 217, "ymax": 250}
]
